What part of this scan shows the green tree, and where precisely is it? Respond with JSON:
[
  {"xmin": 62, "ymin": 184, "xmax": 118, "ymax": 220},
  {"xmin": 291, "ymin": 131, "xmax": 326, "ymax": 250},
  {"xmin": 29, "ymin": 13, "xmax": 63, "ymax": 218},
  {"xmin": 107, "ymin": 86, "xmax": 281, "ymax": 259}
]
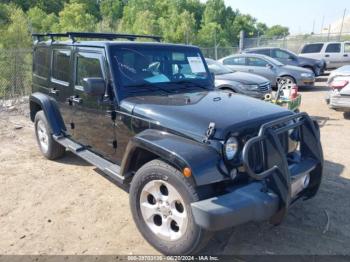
[
  {"xmin": 265, "ymin": 25, "xmax": 289, "ymax": 38},
  {"xmin": 159, "ymin": 10, "xmax": 196, "ymax": 44},
  {"xmin": 28, "ymin": 7, "xmax": 59, "ymax": 33},
  {"xmin": 100, "ymin": 0, "xmax": 124, "ymax": 30},
  {"xmin": 256, "ymin": 22, "xmax": 268, "ymax": 36},
  {"xmin": 57, "ymin": 2, "xmax": 97, "ymax": 32}
]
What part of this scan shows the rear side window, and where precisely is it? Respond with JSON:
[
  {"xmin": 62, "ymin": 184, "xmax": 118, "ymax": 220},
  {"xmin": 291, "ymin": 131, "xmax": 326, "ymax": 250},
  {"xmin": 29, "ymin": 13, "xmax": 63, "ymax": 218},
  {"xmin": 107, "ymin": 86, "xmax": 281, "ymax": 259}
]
[
  {"xmin": 75, "ymin": 53, "xmax": 103, "ymax": 86},
  {"xmin": 301, "ymin": 44, "xmax": 324, "ymax": 54},
  {"xmin": 33, "ymin": 47, "xmax": 50, "ymax": 78},
  {"xmin": 325, "ymin": 43, "xmax": 341, "ymax": 53},
  {"xmin": 223, "ymin": 57, "xmax": 246, "ymax": 65},
  {"xmin": 52, "ymin": 49, "xmax": 71, "ymax": 83}
]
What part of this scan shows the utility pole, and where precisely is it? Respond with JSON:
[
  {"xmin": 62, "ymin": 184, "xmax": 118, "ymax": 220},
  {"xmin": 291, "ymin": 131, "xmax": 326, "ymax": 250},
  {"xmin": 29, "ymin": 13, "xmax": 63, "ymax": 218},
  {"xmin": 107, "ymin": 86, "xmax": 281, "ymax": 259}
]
[
  {"xmin": 312, "ymin": 19, "xmax": 315, "ymax": 34},
  {"xmin": 327, "ymin": 24, "xmax": 331, "ymax": 41},
  {"xmin": 339, "ymin": 8, "xmax": 347, "ymax": 40},
  {"xmin": 321, "ymin": 15, "xmax": 325, "ymax": 34}
]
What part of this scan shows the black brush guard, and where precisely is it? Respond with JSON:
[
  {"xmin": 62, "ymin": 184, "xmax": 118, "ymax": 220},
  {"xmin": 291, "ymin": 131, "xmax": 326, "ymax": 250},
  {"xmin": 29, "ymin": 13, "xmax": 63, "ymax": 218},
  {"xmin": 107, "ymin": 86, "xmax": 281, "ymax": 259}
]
[{"xmin": 242, "ymin": 112, "xmax": 323, "ymax": 224}]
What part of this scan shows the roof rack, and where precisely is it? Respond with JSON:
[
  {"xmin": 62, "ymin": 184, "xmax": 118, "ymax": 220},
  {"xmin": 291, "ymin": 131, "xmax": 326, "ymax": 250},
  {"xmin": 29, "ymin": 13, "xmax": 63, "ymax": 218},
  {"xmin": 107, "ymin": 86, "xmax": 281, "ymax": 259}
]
[{"xmin": 32, "ymin": 32, "xmax": 162, "ymax": 42}]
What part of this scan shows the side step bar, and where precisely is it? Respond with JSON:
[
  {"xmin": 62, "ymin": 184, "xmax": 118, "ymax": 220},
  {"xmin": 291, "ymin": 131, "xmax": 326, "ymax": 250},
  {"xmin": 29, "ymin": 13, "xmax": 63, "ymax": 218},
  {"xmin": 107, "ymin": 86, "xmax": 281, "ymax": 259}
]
[{"xmin": 53, "ymin": 135, "xmax": 124, "ymax": 184}]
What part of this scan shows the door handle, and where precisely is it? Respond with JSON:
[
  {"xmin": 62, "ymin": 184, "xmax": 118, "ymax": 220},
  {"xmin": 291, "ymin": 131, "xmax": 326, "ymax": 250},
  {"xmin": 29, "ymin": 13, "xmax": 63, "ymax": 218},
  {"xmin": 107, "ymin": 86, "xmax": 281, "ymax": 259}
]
[
  {"xmin": 344, "ymin": 54, "xmax": 348, "ymax": 57},
  {"xmin": 49, "ymin": 88, "xmax": 59, "ymax": 95},
  {"xmin": 248, "ymin": 69, "xmax": 254, "ymax": 72},
  {"xmin": 325, "ymin": 54, "xmax": 330, "ymax": 57}
]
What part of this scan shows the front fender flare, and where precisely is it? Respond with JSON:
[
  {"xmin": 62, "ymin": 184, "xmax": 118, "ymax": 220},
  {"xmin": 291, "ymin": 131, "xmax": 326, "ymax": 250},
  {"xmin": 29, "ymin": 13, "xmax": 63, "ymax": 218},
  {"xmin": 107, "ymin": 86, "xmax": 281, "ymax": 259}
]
[
  {"xmin": 120, "ymin": 129, "xmax": 227, "ymax": 186},
  {"xmin": 29, "ymin": 92, "xmax": 66, "ymax": 135}
]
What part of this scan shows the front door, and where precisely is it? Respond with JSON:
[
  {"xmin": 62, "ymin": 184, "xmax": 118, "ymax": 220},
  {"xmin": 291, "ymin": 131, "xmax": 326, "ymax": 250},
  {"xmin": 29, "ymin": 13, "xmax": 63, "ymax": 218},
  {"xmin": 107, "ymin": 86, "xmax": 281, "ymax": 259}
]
[
  {"xmin": 69, "ymin": 48, "xmax": 119, "ymax": 162},
  {"xmin": 246, "ymin": 56, "xmax": 276, "ymax": 84}
]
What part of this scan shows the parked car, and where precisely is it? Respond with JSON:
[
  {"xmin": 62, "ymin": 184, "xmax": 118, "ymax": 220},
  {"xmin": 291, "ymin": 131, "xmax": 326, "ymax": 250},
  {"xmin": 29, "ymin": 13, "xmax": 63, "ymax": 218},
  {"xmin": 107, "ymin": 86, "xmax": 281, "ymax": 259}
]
[
  {"xmin": 299, "ymin": 42, "xmax": 350, "ymax": 69},
  {"xmin": 30, "ymin": 32, "xmax": 323, "ymax": 255},
  {"xmin": 218, "ymin": 54, "xmax": 315, "ymax": 88},
  {"xmin": 326, "ymin": 65, "xmax": 350, "ymax": 116},
  {"xmin": 244, "ymin": 47, "xmax": 325, "ymax": 76},
  {"xmin": 205, "ymin": 58, "xmax": 271, "ymax": 99}
]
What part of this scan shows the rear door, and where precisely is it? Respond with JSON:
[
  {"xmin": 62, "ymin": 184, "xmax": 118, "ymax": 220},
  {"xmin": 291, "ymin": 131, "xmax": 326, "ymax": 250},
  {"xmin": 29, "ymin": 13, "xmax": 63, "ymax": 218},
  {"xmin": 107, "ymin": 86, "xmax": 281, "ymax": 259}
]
[
  {"xmin": 324, "ymin": 43, "xmax": 343, "ymax": 68},
  {"xmin": 49, "ymin": 46, "xmax": 74, "ymax": 132}
]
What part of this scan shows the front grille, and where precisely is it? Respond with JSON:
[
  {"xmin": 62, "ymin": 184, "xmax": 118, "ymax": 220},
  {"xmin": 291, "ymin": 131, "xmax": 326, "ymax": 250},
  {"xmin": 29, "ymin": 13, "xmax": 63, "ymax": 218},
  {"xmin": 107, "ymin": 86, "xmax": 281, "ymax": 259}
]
[{"xmin": 259, "ymin": 82, "xmax": 271, "ymax": 92}]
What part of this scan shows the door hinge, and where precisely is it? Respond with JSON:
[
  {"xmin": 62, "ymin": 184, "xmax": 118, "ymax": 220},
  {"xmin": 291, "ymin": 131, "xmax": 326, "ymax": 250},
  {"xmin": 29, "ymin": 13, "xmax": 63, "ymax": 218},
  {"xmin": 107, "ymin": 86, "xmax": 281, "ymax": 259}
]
[
  {"xmin": 70, "ymin": 122, "xmax": 75, "ymax": 129},
  {"xmin": 112, "ymin": 140, "xmax": 117, "ymax": 149}
]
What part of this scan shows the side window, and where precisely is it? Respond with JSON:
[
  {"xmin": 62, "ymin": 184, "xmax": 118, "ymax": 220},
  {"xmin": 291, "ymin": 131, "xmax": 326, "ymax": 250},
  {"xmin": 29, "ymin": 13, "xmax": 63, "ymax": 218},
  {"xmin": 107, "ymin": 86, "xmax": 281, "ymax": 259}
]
[
  {"xmin": 301, "ymin": 44, "xmax": 324, "ymax": 54},
  {"xmin": 33, "ymin": 47, "xmax": 50, "ymax": 78},
  {"xmin": 75, "ymin": 53, "xmax": 104, "ymax": 87},
  {"xmin": 273, "ymin": 50, "xmax": 291, "ymax": 59},
  {"xmin": 325, "ymin": 43, "xmax": 341, "ymax": 53},
  {"xmin": 223, "ymin": 57, "xmax": 245, "ymax": 65},
  {"xmin": 52, "ymin": 49, "xmax": 71, "ymax": 83},
  {"xmin": 256, "ymin": 49, "xmax": 271, "ymax": 56},
  {"xmin": 345, "ymin": 43, "xmax": 350, "ymax": 53},
  {"xmin": 247, "ymin": 57, "xmax": 268, "ymax": 67}
]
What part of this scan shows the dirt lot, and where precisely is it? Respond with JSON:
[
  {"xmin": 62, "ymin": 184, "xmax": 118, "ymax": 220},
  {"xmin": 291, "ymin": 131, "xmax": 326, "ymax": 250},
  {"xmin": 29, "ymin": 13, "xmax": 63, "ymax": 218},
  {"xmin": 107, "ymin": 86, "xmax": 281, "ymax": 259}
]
[{"xmin": 1, "ymin": 82, "xmax": 350, "ymax": 255}]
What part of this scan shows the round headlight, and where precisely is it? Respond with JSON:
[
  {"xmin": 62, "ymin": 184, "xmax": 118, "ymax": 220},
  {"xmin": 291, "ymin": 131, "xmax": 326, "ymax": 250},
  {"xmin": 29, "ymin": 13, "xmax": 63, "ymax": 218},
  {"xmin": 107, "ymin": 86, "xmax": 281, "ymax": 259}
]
[{"xmin": 224, "ymin": 136, "xmax": 239, "ymax": 160}]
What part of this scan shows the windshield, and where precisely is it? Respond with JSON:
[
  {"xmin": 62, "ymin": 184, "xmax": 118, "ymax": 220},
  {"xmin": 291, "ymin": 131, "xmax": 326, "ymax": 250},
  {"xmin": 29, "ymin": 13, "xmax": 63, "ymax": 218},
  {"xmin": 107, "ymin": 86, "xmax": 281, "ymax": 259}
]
[
  {"xmin": 110, "ymin": 45, "xmax": 212, "ymax": 94},
  {"xmin": 265, "ymin": 56, "xmax": 284, "ymax": 66},
  {"xmin": 206, "ymin": 59, "xmax": 233, "ymax": 75}
]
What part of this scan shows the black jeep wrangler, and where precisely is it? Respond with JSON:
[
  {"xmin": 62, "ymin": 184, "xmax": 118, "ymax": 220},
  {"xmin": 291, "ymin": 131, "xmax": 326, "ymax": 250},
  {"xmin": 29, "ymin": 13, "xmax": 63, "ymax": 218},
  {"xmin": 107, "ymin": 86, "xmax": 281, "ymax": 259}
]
[{"xmin": 29, "ymin": 32, "xmax": 323, "ymax": 255}]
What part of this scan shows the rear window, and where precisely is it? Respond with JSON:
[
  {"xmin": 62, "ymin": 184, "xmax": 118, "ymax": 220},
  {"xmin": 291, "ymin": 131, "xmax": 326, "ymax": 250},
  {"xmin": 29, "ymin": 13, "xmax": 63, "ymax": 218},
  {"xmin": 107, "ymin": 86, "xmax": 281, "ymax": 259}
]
[
  {"xmin": 223, "ymin": 57, "xmax": 246, "ymax": 65},
  {"xmin": 33, "ymin": 47, "xmax": 50, "ymax": 78},
  {"xmin": 325, "ymin": 43, "xmax": 341, "ymax": 53},
  {"xmin": 301, "ymin": 44, "xmax": 324, "ymax": 54},
  {"xmin": 52, "ymin": 49, "xmax": 71, "ymax": 83}
]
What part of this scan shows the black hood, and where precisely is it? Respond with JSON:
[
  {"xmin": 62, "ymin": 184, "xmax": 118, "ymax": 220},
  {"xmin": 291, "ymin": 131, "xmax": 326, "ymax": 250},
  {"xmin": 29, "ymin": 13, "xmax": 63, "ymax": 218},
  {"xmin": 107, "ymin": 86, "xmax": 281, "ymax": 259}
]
[
  {"xmin": 121, "ymin": 91, "xmax": 292, "ymax": 140},
  {"xmin": 215, "ymin": 71, "xmax": 269, "ymax": 85}
]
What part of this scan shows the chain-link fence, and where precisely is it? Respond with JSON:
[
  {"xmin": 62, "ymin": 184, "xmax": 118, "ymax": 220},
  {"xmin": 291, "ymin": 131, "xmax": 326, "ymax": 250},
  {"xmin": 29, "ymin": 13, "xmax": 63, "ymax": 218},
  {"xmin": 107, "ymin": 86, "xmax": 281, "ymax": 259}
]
[
  {"xmin": 242, "ymin": 32, "xmax": 350, "ymax": 53},
  {"xmin": 200, "ymin": 46, "xmax": 239, "ymax": 59},
  {"xmin": 0, "ymin": 49, "xmax": 32, "ymax": 100}
]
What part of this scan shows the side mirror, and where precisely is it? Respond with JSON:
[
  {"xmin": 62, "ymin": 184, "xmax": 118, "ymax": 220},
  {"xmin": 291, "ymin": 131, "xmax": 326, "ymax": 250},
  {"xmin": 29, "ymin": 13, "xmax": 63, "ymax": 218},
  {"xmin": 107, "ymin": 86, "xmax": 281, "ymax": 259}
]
[
  {"xmin": 82, "ymin": 77, "xmax": 106, "ymax": 96},
  {"xmin": 266, "ymin": 63, "xmax": 274, "ymax": 69}
]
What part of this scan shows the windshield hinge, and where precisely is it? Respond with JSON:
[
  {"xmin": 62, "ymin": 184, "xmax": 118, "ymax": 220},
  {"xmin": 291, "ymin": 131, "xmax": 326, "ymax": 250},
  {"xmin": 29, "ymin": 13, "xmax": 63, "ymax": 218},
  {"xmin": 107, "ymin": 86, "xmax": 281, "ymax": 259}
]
[{"xmin": 203, "ymin": 122, "xmax": 216, "ymax": 143}]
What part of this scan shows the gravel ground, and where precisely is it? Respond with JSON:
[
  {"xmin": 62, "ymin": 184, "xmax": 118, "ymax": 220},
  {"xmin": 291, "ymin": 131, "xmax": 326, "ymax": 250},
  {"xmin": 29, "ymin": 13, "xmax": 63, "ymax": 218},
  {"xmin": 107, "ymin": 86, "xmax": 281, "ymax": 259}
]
[{"xmin": 0, "ymin": 82, "xmax": 350, "ymax": 255}]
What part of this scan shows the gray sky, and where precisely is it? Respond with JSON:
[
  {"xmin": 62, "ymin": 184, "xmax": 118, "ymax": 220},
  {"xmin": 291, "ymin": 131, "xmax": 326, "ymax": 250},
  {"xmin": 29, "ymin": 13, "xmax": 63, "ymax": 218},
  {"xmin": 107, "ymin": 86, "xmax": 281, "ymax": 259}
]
[{"xmin": 223, "ymin": 0, "xmax": 349, "ymax": 34}]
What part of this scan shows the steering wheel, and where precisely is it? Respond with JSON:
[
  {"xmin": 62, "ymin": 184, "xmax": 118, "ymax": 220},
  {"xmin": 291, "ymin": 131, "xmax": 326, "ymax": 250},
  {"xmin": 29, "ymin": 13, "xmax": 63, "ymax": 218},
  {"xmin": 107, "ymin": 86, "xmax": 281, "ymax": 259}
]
[{"xmin": 173, "ymin": 73, "xmax": 186, "ymax": 80}]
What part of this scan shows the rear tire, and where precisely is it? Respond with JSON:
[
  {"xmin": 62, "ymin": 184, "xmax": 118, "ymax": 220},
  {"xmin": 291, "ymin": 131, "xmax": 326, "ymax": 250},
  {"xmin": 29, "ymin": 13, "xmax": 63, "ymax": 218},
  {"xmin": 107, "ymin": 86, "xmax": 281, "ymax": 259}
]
[
  {"xmin": 129, "ymin": 160, "xmax": 211, "ymax": 255},
  {"xmin": 34, "ymin": 110, "xmax": 65, "ymax": 160}
]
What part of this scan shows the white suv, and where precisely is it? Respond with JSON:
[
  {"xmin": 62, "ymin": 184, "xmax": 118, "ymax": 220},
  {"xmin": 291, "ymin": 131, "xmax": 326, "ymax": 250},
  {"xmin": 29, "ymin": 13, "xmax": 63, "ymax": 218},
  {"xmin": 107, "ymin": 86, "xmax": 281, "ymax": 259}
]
[{"xmin": 299, "ymin": 42, "xmax": 350, "ymax": 69}]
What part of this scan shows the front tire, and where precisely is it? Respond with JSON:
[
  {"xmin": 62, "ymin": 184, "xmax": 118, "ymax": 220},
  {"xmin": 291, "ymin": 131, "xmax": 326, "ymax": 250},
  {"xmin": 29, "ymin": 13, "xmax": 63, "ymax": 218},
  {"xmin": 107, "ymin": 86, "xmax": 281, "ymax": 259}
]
[
  {"xmin": 34, "ymin": 110, "xmax": 65, "ymax": 160},
  {"xmin": 129, "ymin": 160, "xmax": 211, "ymax": 255}
]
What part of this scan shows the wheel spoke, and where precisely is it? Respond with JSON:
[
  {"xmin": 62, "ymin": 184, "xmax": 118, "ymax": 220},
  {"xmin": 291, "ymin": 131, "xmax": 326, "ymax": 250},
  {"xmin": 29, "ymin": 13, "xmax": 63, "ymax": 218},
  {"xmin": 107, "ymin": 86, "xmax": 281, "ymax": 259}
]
[{"xmin": 140, "ymin": 202, "xmax": 158, "ymax": 221}]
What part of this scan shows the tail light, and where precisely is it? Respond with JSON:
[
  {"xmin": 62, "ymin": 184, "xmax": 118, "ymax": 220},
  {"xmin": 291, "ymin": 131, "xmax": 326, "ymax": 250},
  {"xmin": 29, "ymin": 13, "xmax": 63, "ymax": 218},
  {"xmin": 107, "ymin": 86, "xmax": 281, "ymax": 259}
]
[
  {"xmin": 290, "ymin": 84, "xmax": 298, "ymax": 99},
  {"xmin": 330, "ymin": 80, "xmax": 349, "ymax": 90}
]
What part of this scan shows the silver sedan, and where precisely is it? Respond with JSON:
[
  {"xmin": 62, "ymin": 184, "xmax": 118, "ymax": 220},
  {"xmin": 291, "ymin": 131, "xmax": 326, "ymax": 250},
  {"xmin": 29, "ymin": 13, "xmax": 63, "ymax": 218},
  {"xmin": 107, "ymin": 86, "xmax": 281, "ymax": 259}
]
[
  {"xmin": 206, "ymin": 58, "xmax": 271, "ymax": 99},
  {"xmin": 217, "ymin": 53, "xmax": 315, "ymax": 88}
]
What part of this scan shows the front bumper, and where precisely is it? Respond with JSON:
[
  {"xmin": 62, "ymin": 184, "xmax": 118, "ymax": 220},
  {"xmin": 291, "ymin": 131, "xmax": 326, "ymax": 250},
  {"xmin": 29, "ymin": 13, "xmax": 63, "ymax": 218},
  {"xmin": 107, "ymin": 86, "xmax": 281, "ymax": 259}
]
[
  {"xmin": 329, "ymin": 92, "xmax": 350, "ymax": 112},
  {"xmin": 298, "ymin": 77, "xmax": 315, "ymax": 87},
  {"xmin": 191, "ymin": 113, "xmax": 323, "ymax": 231}
]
